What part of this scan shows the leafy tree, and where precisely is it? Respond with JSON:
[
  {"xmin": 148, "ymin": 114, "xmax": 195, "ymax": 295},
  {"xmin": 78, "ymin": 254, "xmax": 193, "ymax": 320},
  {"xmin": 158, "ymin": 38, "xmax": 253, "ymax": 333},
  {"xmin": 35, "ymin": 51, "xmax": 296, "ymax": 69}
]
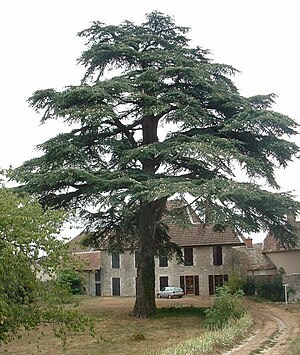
[
  {"xmin": 0, "ymin": 187, "xmax": 93, "ymax": 344},
  {"xmin": 13, "ymin": 11, "xmax": 299, "ymax": 317},
  {"xmin": 58, "ymin": 269, "xmax": 85, "ymax": 295}
]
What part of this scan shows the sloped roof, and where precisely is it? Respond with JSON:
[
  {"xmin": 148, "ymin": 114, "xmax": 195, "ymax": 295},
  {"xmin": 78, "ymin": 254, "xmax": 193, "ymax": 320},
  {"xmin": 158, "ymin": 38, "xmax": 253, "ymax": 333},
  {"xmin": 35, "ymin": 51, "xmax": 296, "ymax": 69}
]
[
  {"xmin": 164, "ymin": 200, "xmax": 242, "ymax": 246},
  {"xmin": 69, "ymin": 223, "xmax": 242, "ymax": 250},
  {"xmin": 232, "ymin": 245, "xmax": 276, "ymax": 271},
  {"xmin": 167, "ymin": 223, "xmax": 242, "ymax": 246},
  {"xmin": 68, "ymin": 201, "xmax": 243, "ymax": 250},
  {"xmin": 68, "ymin": 234, "xmax": 92, "ymax": 252},
  {"xmin": 73, "ymin": 251, "xmax": 101, "ymax": 271},
  {"xmin": 263, "ymin": 222, "xmax": 300, "ymax": 252}
]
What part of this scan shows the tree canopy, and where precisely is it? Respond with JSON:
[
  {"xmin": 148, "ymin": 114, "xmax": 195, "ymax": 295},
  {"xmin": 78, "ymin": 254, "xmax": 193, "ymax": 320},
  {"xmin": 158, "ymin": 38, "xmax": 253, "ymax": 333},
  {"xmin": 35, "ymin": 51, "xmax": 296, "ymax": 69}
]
[
  {"xmin": 13, "ymin": 11, "xmax": 300, "ymax": 316},
  {"xmin": 0, "ymin": 187, "xmax": 93, "ymax": 344}
]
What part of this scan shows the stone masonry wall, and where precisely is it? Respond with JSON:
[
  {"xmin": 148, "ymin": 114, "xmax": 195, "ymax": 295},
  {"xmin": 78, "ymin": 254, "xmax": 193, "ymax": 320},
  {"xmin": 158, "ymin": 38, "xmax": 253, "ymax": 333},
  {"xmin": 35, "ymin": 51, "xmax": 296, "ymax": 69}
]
[
  {"xmin": 283, "ymin": 274, "xmax": 300, "ymax": 302},
  {"xmin": 100, "ymin": 245, "xmax": 236, "ymax": 296}
]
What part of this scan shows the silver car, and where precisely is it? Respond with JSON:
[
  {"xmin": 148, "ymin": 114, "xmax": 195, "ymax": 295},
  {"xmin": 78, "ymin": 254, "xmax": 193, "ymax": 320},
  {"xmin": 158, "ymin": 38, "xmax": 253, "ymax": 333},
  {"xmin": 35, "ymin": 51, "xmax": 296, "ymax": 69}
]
[{"xmin": 157, "ymin": 286, "xmax": 184, "ymax": 299}]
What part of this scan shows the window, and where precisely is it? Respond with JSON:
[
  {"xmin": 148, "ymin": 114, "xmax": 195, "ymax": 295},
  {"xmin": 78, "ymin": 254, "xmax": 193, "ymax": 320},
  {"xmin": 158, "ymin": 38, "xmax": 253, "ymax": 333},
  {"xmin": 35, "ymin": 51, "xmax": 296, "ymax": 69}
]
[
  {"xmin": 208, "ymin": 274, "xmax": 228, "ymax": 295},
  {"xmin": 159, "ymin": 251, "xmax": 168, "ymax": 267},
  {"xmin": 159, "ymin": 276, "xmax": 168, "ymax": 290},
  {"xmin": 112, "ymin": 277, "xmax": 120, "ymax": 296},
  {"xmin": 95, "ymin": 269, "xmax": 101, "ymax": 282},
  {"xmin": 95, "ymin": 270, "xmax": 101, "ymax": 297},
  {"xmin": 213, "ymin": 246, "xmax": 223, "ymax": 265},
  {"xmin": 184, "ymin": 247, "xmax": 193, "ymax": 266},
  {"xmin": 112, "ymin": 252, "xmax": 120, "ymax": 268}
]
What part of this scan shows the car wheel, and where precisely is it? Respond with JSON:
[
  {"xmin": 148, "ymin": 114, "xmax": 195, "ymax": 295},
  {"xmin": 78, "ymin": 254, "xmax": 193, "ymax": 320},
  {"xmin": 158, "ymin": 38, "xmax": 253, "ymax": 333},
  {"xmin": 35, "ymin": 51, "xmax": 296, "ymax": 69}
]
[
  {"xmin": 179, "ymin": 296, "xmax": 182, "ymax": 298},
  {"xmin": 168, "ymin": 295, "xmax": 172, "ymax": 299},
  {"xmin": 157, "ymin": 293, "xmax": 161, "ymax": 298}
]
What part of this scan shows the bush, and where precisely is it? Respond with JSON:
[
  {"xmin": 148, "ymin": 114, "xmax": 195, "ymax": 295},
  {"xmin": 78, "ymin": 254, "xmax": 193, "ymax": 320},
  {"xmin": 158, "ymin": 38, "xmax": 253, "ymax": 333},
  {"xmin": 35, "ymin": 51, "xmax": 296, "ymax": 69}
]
[
  {"xmin": 204, "ymin": 286, "xmax": 245, "ymax": 329},
  {"xmin": 256, "ymin": 276, "xmax": 284, "ymax": 302},
  {"xmin": 58, "ymin": 269, "xmax": 85, "ymax": 295},
  {"xmin": 226, "ymin": 273, "xmax": 246, "ymax": 294},
  {"xmin": 243, "ymin": 277, "xmax": 256, "ymax": 296}
]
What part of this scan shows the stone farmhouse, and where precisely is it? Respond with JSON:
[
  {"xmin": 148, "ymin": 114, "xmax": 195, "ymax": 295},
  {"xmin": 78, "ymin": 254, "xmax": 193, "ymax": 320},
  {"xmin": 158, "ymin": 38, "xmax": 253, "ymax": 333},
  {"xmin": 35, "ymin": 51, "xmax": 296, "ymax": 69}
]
[
  {"xmin": 231, "ymin": 226, "xmax": 300, "ymax": 301},
  {"xmin": 69, "ymin": 203, "xmax": 245, "ymax": 297}
]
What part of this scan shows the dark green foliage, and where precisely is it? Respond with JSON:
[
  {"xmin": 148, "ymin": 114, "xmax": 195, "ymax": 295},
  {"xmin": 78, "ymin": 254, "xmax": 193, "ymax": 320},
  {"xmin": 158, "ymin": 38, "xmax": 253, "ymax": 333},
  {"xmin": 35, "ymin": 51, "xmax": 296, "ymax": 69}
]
[
  {"xmin": 11, "ymin": 11, "xmax": 300, "ymax": 316},
  {"xmin": 256, "ymin": 276, "xmax": 284, "ymax": 302},
  {"xmin": 58, "ymin": 269, "xmax": 85, "ymax": 295},
  {"xmin": 243, "ymin": 278, "xmax": 256, "ymax": 296},
  {"xmin": 204, "ymin": 286, "xmax": 246, "ymax": 329},
  {"xmin": 243, "ymin": 275, "xmax": 285, "ymax": 301}
]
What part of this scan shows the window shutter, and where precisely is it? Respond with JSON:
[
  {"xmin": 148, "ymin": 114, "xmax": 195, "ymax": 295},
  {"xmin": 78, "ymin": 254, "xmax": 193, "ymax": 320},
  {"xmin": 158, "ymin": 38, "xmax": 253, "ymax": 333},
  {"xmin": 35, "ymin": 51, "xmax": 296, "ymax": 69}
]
[
  {"xmin": 180, "ymin": 276, "xmax": 185, "ymax": 293},
  {"xmin": 194, "ymin": 275, "xmax": 199, "ymax": 295},
  {"xmin": 112, "ymin": 253, "xmax": 120, "ymax": 268},
  {"xmin": 184, "ymin": 247, "xmax": 193, "ymax": 266},
  {"xmin": 159, "ymin": 252, "xmax": 168, "ymax": 267},
  {"xmin": 95, "ymin": 269, "xmax": 101, "ymax": 282},
  {"xmin": 112, "ymin": 277, "xmax": 120, "ymax": 296},
  {"xmin": 208, "ymin": 275, "xmax": 214, "ymax": 295},
  {"xmin": 213, "ymin": 246, "xmax": 223, "ymax": 265},
  {"xmin": 159, "ymin": 276, "xmax": 168, "ymax": 290}
]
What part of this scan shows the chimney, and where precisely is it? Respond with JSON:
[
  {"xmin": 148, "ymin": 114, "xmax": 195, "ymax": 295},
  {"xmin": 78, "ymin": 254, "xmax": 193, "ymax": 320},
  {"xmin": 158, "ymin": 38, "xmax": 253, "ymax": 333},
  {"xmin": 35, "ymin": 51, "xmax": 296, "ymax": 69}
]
[{"xmin": 245, "ymin": 238, "xmax": 253, "ymax": 248}]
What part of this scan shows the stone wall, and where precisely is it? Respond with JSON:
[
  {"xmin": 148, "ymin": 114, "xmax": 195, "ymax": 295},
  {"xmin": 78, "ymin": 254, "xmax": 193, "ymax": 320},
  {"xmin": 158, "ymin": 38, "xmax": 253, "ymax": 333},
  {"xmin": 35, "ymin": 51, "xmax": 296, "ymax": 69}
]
[
  {"xmin": 100, "ymin": 245, "xmax": 236, "ymax": 296},
  {"xmin": 283, "ymin": 273, "xmax": 300, "ymax": 302}
]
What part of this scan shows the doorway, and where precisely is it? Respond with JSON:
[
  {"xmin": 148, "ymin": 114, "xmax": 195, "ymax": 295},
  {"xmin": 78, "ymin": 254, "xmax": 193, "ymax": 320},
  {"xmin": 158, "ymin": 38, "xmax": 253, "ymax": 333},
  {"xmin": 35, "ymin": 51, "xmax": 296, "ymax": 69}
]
[{"xmin": 180, "ymin": 275, "xmax": 199, "ymax": 295}]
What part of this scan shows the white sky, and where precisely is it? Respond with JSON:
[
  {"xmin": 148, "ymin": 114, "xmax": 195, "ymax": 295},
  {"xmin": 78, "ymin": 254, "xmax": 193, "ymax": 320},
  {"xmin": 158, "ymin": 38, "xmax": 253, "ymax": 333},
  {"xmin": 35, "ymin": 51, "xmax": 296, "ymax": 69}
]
[{"xmin": 1, "ymin": 0, "xmax": 299, "ymax": 242}]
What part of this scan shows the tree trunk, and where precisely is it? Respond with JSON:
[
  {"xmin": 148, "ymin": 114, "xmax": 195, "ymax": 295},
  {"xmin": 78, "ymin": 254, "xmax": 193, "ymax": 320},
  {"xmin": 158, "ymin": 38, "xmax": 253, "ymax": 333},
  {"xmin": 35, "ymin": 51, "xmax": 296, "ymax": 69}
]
[{"xmin": 133, "ymin": 199, "xmax": 166, "ymax": 318}]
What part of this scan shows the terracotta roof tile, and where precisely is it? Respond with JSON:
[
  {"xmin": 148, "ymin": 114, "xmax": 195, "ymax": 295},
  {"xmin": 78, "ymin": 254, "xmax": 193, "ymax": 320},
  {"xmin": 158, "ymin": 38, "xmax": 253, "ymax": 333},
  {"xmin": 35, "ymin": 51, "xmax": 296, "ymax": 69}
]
[
  {"xmin": 232, "ymin": 246, "xmax": 276, "ymax": 271},
  {"xmin": 168, "ymin": 223, "xmax": 242, "ymax": 246},
  {"xmin": 73, "ymin": 251, "xmax": 101, "ymax": 270},
  {"xmin": 68, "ymin": 202, "xmax": 243, "ymax": 250}
]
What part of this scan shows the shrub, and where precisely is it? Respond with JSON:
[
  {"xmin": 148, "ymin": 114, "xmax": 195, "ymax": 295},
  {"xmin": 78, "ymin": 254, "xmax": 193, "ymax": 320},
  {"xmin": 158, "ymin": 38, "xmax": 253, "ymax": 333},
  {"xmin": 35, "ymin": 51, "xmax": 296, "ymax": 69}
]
[
  {"xmin": 226, "ymin": 273, "xmax": 246, "ymax": 294},
  {"xmin": 204, "ymin": 286, "xmax": 245, "ymax": 329},
  {"xmin": 58, "ymin": 269, "xmax": 85, "ymax": 295},
  {"xmin": 256, "ymin": 275, "xmax": 284, "ymax": 302},
  {"xmin": 243, "ymin": 277, "xmax": 256, "ymax": 295}
]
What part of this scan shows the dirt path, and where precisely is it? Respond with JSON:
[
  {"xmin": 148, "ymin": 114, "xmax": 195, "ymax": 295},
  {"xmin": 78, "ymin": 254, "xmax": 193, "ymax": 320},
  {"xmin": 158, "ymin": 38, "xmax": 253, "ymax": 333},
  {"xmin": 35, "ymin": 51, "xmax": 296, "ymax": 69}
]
[{"xmin": 224, "ymin": 301, "xmax": 300, "ymax": 354}]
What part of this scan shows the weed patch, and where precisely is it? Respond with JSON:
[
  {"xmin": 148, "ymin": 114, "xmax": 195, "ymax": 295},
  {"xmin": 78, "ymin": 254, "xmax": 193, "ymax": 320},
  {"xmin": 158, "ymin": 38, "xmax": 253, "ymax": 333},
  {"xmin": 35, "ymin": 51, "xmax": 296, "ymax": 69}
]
[{"xmin": 160, "ymin": 313, "xmax": 253, "ymax": 354}]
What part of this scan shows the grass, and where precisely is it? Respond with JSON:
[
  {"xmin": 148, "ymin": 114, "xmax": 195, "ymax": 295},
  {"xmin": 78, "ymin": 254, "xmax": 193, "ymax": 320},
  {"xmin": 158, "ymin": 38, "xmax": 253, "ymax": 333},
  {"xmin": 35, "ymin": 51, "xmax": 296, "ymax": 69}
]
[
  {"xmin": 159, "ymin": 313, "xmax": 253, "ymax": 355},
  {"xmin": 288, "ymin": 336, "xmax": 300, "ymax": 354},
  {"xmin": 155, "ymin": 306, "xmax": 207, "ymax": 318},
  {"xmin": 0, "ymin": 296, "xmax": 211, "ymax": 354}
]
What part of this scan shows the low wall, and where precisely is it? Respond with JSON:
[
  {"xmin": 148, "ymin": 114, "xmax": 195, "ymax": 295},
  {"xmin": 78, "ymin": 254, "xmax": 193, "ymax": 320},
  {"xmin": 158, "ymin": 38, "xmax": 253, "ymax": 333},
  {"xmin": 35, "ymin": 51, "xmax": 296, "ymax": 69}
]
[{"xmin": 283, "ymin": 274, "xmax": 300, "ymax": 302}]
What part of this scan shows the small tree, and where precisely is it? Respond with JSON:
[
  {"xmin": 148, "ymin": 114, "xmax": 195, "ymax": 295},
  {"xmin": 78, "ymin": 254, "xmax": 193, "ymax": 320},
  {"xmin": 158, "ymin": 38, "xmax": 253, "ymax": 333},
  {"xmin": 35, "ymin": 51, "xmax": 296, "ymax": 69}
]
[
  {"xmin": 226, "ymin": 272, "xmax": 246, "ymax": 294},
  {"xmin": 58, "ymin": 269, "xmax": 85, "ymax": 295},
  {"xmin": 13, "ymin": 11, "xmax": 299, "ymax": 317},
  {"xmin": 0, "ymin": 187, "xmax": 93, "ymax": 344}
]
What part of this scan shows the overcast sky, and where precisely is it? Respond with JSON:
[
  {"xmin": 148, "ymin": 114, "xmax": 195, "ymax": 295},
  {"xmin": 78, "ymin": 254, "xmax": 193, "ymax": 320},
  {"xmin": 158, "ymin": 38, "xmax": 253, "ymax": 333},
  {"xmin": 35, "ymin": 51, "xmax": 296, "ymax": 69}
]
[{"xmin": 1, "ymin": 0, "xmax": 299, "ymax": 241}]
